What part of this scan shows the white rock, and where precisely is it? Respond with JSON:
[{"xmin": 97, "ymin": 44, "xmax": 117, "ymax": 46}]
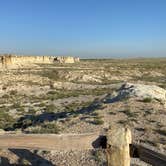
[{"xmin": 116, "ymin": 83, "xmax": 166, "ymax": 102}]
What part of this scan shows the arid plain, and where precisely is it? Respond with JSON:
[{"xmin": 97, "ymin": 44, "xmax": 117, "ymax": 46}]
[{"xmin": 0, "ymin": 57, "xmax": 166, "ymax": 166}]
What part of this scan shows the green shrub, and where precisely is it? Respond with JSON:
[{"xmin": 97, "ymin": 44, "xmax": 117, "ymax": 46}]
[
  {"xmin": 0, "ymin": 110, "xmax": 15, "ymax": 130},
  {"xmin": 122, "ymin": 109, "xmax": 138, "ymax": 118},
  {"xmin": 45, "ymin": 104, "xmax": 55, "ymax": 112},
  {"xmin": 118, "ymin": 120, "xmax": 128, "ymax": 125},
  {"xmin": 13, "ymin": 117, "xmax": 34, "ymax": 129},
  {"xmin": 17, "ymin": 107, "xmax": 25, "ymax": 112},
  {"xmin": 155, "ymin": 129, "xmax": 166, "ymax": 136},
  {"xmin": 142, "ymin": 97, "xmax": 152, "ymax": 103},
  {"xmin": 28, "ymin": 108, "xmax": 36, "ymax": 114},
  {"xmin": 1, "ymin": 94, "xmax": 10, "ymax": 98},
  {"xmin": 91, "ymin": 150, "xmax": 106, "ymax": 165},
  {"xmin": 30, "ymin": 122, "xmax": 59, "ymax": 134},
  {"xmin": 93, "ymin": 117, "xmax": 104, "ymax": 125},
  {"xmin": 10, "ymin": 90, "xmax": 18, "ymax": 95},
  {"xmin": 12, "ymin": 102, "xmax": 21, "ymax": 109},
  {"xmin": 36, "ymin": 102, "xmax": 46, "ymax": 107},
  {"xmin": 19, "ymin": 158, "xmax": 31, "ymax": 165}
]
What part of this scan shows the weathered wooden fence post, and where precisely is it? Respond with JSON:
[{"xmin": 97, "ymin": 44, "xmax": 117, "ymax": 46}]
[{"xmin": 106, "ymin": 126, "xmax": 132, "ymax": 166}]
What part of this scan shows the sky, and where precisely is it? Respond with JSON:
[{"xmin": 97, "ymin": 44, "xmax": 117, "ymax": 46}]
[{"xmin": 0, "ymin": 0, "xmax": 166, "ymax": 58}]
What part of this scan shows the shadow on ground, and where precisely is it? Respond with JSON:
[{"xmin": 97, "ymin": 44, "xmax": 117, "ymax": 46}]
[
  {"xmin": 10, "ymin": 99, "xmax": 104, "ymax": 131},
  {"xmin": 0, "ymin": 149, "xmax": 54, "ymax": 166}
]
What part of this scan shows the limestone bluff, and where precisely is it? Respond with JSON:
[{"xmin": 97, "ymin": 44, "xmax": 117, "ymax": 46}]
[{"xmin": 0, "ymin": 54, "xmax": 80, "ymax": 68}]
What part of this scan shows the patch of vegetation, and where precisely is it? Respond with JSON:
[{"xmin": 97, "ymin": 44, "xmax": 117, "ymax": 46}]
[
  {"xmin": 100, "ymin": 79, "xmax": 123, "ymax": 85},
  {"xmin": 45, "ymin": 88, "xmax": 113, "ymax": 100},
  {"xmin": 17, "ymin": 106, "xmax": 25, "ymax": 112},
  {"xmin": 144, "ymin": 109, "xmax": 153, "ymax": 116},
  {"xmin": 19, "ymin": 158, "xmax": 31, "ymax": 165},
  {"xmin": 10, "ymin": 90, "xmax": 18, "ymax": 95},
  {"xmin": 35, "ymin": 102, "xmax": 46, "ymax": 107},
  {"xmin": 65, "ymin": 101, "xmax": 92, "ymax": 112},
  {"xmin": 128, "ymin": 118, "xmax": 138, "ymax": 123},
  {"xmin": 13, "ymin": 116, "xmax": 35, "ymax": 129},
  {"xmin": 65, "ymin": 102, "xmax": 80, "ymax": 112},
  {"xmin": 38, "ymin": 69, "xmax": 64, "ymax": 81},
  {"xmin": 91, "ymin": 150, "xmax": 106, "ymax": 165},
  {"xmin": 121, "ymin": 96, "xmax": 130, "ymax": 101},
  {"xmin": 144, "ymin": 127, "xmax": 153, "ymax": 134},
  {"xmin": 45, "ymin": 104, "xmax": 55, "ymax": 112},
  {"xmin": 159, "ymin": 84, "xmax": 166, "ymax": 89},
  {"xmin": 135, "ymin": 75, "xmax": 166, "ymax": 84},
  {"xmin": 29, "ymin": 122, "xmax": 60, "ymax": 134},
  {"xmin": 47, "ymin": 90, "xmax": 57, "ymax": 95},
  {"xmin": 109, "ymin": 110, "xmax": 116, "ymax": 115},
  {"xmin": 155, "ymin": 129, "xmax": 166, "ymax": 136},
  {"xmin": 92, "ymin": 117, "xmax": 104, "ymax": 125},
  {"xmin": 28, "ymin": 108, "xmax": 37, "ymax": 114},
  {"xmin": 91, "ymin": 112, "xmax": 99, "ymax": 117},
  {"xmin": 0, "ymin": 108, "xmax": 15, "ymax": 130},
  {"xmin": 142, "ymin": 97, "xmax": 152, "ymax": 103},
  {"xmin": 1, "ymin": 94, "xmax": 10, "ymax": 98},
  {"xmin": 121, "ymin": 109, "xmax": 138, "ymax": 118},
  {"xmin": 118, "ymin": 120, "xmax": 128, "ymax": 125},
  {"xmin": 11, "ymin": 102, "xmax": 21, "ymax": 109}
]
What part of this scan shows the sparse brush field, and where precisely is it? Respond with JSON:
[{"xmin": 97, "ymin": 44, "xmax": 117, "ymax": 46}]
[{"xmin": 0, "ymin": 58, "xmax": 166, "ymax": 165}]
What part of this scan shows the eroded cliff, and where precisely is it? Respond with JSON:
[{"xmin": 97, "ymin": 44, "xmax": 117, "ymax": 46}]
[{"xmin": 0, "ymin": 54, "xmax": 79, "ymax": 68}]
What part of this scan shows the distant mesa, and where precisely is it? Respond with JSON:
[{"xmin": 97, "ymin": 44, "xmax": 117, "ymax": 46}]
[{"xmin": 0, "ymin": 54, "xmax": 80, "ymax": 68}]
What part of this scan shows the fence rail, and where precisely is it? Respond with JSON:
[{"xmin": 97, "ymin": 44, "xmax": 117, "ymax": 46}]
[
  {"xmin": 131, "ymin": 144, "xmax": 166, "ymax": 166},
  {"xmin": 0, "ymin": 132, "xmax": 102, "ymax": 150}
]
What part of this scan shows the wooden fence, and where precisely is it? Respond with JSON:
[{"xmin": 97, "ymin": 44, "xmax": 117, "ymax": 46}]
[{"xmin": 0, "ymin": 126, "xmax": 165, "ymax": 166}]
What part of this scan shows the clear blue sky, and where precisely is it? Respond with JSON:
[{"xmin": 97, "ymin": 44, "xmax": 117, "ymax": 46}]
[{"xmin": 0, "ymin": 0, "xmax": 166, "ymax": 58}]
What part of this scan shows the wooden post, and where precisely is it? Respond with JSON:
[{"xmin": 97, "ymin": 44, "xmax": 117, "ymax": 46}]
[{"xmin": 106, "ymin": 126, "xmax": 132, "ymax": 166}]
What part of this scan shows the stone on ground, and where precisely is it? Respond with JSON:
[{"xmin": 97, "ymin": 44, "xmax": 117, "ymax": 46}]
[{"xmin": 116, "ymin": 82, "xmax": 166, "ymax": 102}]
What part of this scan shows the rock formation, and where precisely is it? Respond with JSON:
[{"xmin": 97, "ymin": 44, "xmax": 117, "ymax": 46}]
[
  {"xmin": 53, "ymin": 56, "xmax": 79, "ymax": 63},
  {"xmin": 0, "ymin": 54, "xmax": 79, "ymax": 68},
  {"xmin": 115, "ymin": 82, "xmax": 166, "ymax": 104}
]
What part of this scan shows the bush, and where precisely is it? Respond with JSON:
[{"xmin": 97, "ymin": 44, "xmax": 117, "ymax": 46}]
[
  {"xmin": 13, "ymin": 116, "xmax": 34, "ymax": 129},
  {"xmin": 30, "ymin": 122, "xmax": 59, "ymax": 134},
  {"xmin": 10, "ymin": 90, "xmax": 18, "ymax": 95},
  {"xmin": 93, "ymin": 117, "xmax": 104, "ymax": 125},
  {"xmin": 122, "ymin": 109, "xmax": 138, "ymax": 118},
  {"xmin": 19, "ymin": 158, "xmax": 31, "ymax": 165},
  {"xmin": 45, "ymin": 104, "xmax": 55, "ymax": 112},
  {"xmin": 17, "ymin": 107, "xmax": 25, "ymax": 112},
  {"xmin": 2, "ymin": 94, "xmax": 10, "ymax": 98},
  {"xmin": 142, "ymin": 97, "xmax": 152, "ymax": 103},
  {"xmin": 155, "ymin": 129, "xmax": 166, "ymax": 136},
  {"xmin": 91, "ymin": 150, "xmax": 106, "ymax": 165},
  {"xmin": 0, "ymin": 110, "xmax": 15, "ymax": 130},
  {"xmin": 28, "ymin": 108, "xmax": 36, "ymax": 114},
  {"xmin": 12, "ymin": 102, "xmax": 21, "ymax": 109}
]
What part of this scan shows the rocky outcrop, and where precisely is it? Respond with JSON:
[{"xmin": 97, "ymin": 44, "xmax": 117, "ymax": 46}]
[
  {"xmin": 53, "ymin": 56, "xmax": 79, "ymax": 63},
  {"xmin": 116, "ymin": 83, "xmax": 166, "ymax": 103},
  {"xmin": 0, "ymin": 54, "xmax": 79, "ymax": 68}
]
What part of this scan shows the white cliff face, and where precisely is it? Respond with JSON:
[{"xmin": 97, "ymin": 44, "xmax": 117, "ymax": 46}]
[
  {"xmin": 55, "ymin": 56, "xmax": 79, "ymax": 63},
  {"xmin": 116, "ymin": 82, "xmax": 166, "ymax": 102},
  {"xmin": 0, "ymin": 55, "xmax": 80, "ymax": 68}
]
